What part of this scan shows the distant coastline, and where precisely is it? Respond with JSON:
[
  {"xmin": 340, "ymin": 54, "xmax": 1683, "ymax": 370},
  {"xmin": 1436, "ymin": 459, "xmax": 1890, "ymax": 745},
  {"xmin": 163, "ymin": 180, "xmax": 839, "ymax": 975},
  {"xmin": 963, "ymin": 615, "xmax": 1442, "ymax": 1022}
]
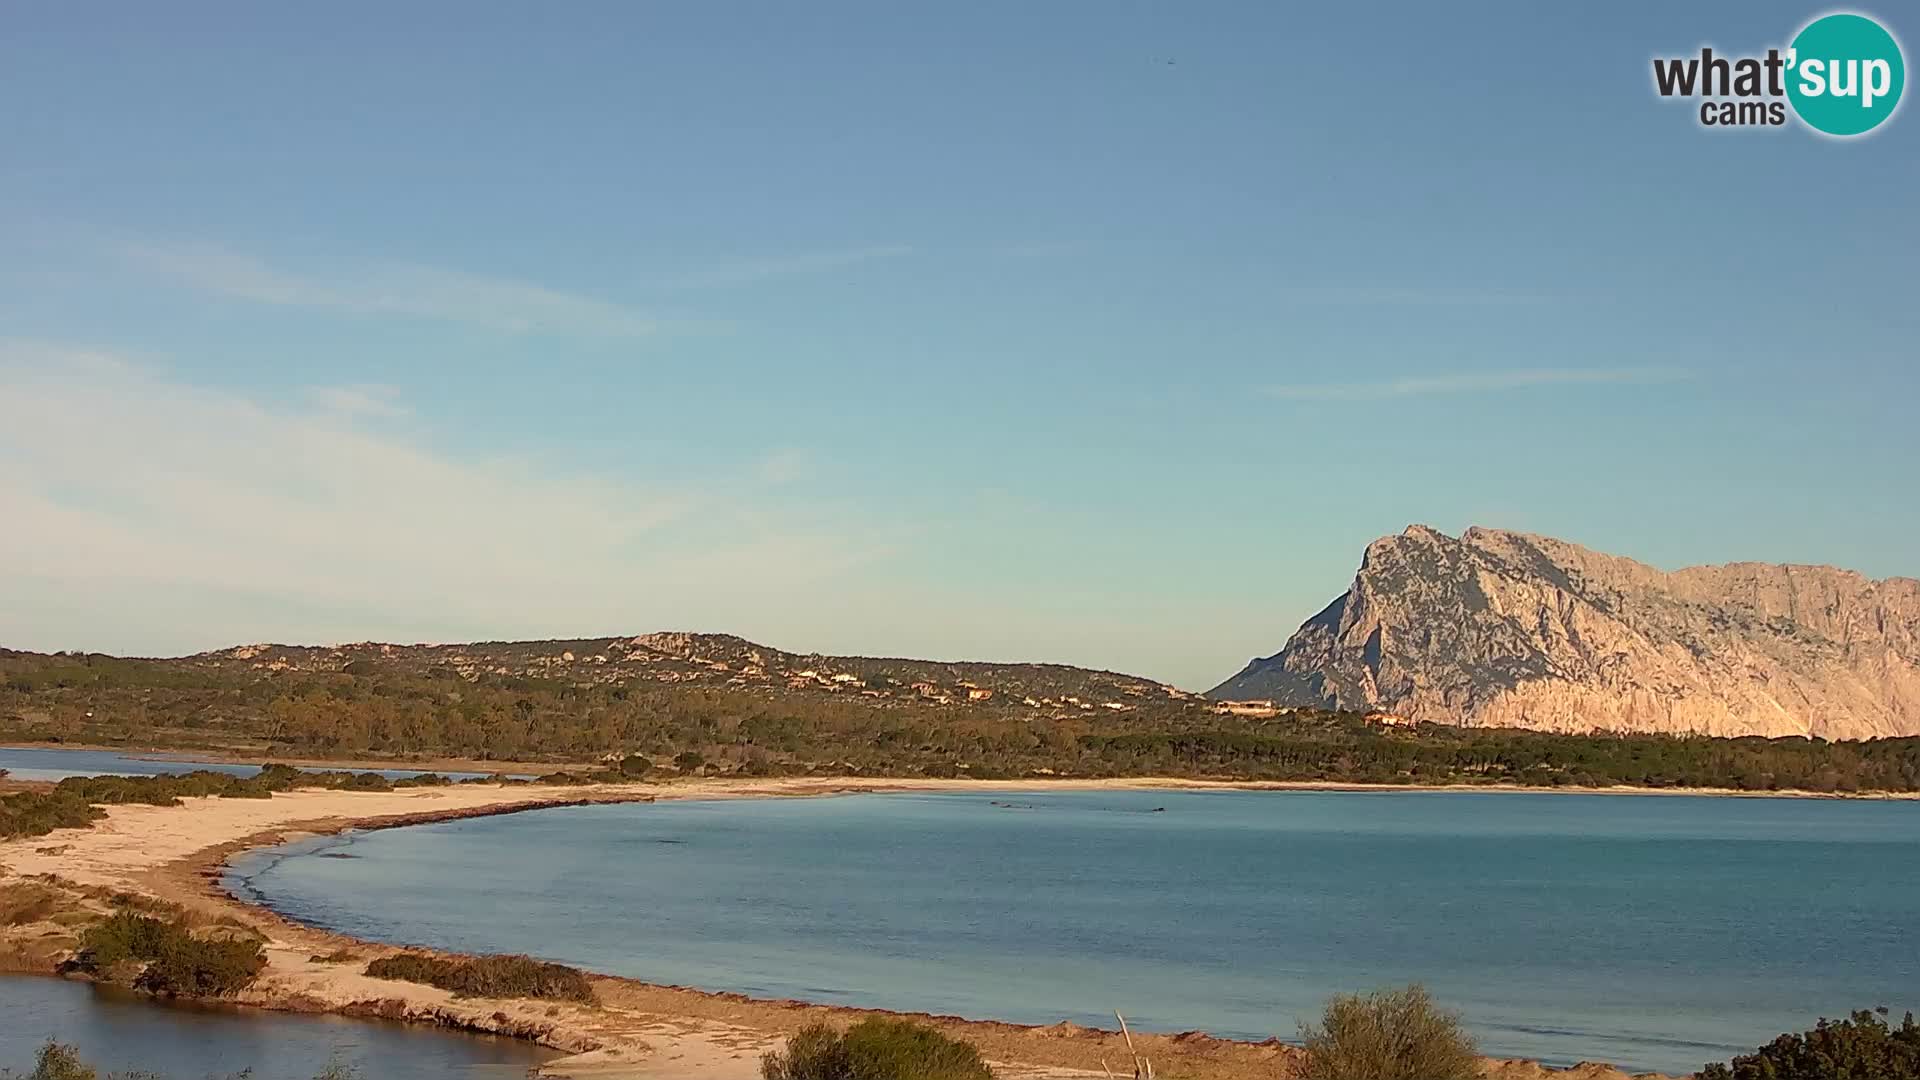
[
  {"xmin": 11, "ymin": 637, "xmax": 1918, "ymax": 798},
  {"xmin": 0, "ymin": 740, "xmax": 559, "ymax": 779},
  {"xmin": 5, "ymin": 741, "xmax": 1919, "ymax": 802}
]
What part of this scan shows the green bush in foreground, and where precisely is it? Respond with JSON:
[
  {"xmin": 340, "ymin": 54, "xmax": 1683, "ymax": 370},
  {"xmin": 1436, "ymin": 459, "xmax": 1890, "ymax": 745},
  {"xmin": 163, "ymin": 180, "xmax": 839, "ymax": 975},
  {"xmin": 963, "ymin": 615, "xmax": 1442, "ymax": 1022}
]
[
  {"xmin": 1298, "ymin": 984, "xmax": 1479, "ymax": 1080},
  {"xmin": 762, "ymin": 1019, "xmax": 993, "ymax": 1080},
  {"xmin": 72, "ymin": 911, "xmax": 265, "ymax": 997},
  {"xmin": 2, "ymin": 1041, "xmax": 106, "ymax": 1080},
  {"xmin": 363, "ymin": 952, "xmax": 595, "ymax": 1003},
  {"xmin": 1700, "ymin": 1008, "xmax": 1920, "ymax": 1079}
]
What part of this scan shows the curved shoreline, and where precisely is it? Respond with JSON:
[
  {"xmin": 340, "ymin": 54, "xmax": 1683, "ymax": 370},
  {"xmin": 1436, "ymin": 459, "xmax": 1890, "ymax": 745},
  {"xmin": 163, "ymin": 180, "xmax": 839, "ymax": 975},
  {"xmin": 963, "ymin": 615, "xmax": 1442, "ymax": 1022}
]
[{"xmin": 2, "ymin": 776, "xmax": 1747, "ymax": 1079}]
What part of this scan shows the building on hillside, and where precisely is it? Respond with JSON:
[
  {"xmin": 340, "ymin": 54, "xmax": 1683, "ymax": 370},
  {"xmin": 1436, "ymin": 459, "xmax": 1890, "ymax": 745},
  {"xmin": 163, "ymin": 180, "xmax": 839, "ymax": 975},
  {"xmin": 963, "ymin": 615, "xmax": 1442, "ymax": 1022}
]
[{"xmin": 1211, "ymin": 699, "xmax": 1278, "ymax": 718}]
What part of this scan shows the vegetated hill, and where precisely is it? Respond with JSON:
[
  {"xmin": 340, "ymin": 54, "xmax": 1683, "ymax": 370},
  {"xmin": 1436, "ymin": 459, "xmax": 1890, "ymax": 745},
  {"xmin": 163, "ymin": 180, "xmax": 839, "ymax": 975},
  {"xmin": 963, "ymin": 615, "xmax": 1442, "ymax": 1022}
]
[
  {"xmin": 0, "ymin": 633, "xmax": 1213, "ymax": 767},
  {"xmin": 192, "ymin": 631, "xmax": 1198, "ymax": 711},
  {"xmin": 1211, "ymin": 525, "xmax": 1920, "ymax": 740},
  {"xmin": 6, "ymin": 633, "xmax": 1920, "ymax": 792}
]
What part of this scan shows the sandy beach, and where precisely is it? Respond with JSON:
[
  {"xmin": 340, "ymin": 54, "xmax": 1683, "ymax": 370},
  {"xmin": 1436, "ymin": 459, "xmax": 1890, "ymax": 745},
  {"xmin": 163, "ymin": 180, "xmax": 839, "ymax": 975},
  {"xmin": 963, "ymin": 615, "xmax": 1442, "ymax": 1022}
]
[{"xmin": 2, "ymin": 776, "xmax": 1705, "ymax": 1079}]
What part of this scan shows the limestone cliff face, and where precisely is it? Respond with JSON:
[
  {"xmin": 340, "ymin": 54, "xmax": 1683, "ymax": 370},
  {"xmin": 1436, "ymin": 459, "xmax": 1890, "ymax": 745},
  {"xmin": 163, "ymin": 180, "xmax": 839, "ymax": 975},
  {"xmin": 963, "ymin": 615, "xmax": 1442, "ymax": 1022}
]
[{"xmin": 1210, "ymin": 525, "xmax": 1920, "ymax": 739}]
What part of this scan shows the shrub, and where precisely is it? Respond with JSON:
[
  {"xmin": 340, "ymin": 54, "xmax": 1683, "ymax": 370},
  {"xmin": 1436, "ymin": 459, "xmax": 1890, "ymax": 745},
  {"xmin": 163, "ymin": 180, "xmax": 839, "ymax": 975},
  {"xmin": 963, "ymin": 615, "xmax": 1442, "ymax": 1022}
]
[
  {"xmin": 0, "ymin": 791, "xmax": 105, "ymax": 839},
  {"xmin": 1298, "ymin": 985, "xmax": 1479, "ymax": 1080},
  {"xmin": 15, "ymin": 1041, "xmax": 96, "ymax": 1080},
  {"xmin": 673, "ymin": 751, "xmax": 705, "ymax": 771},
  {"xmin": 135, "ymin": 933, "xmax": 267, "ymax": 996},
  {"xmin": 842, "ymin": 1018, "xmax": 994, "ymax": 1080},
  {"xmin": 75, "ymin": 911, "xmax": 174, "ymax": 970},
  {"xmin": 618, "ymin": 755, "xmax": 652, "ymax": 777},
  {"xmin": 256, "ymin": 763, "xmax": 304, "ymax": 787},
  {"xmin": 762, "ymin": 1019, "xmax": 993, "ymax": 1080},
  {"xmin": 394, "ymin": 772, "xmax": 451, "ymax": 787},
  {"xmin": 762, "ymin": 1023, "xmax": 851, "ymax": 1080},
  {"xmin": 1700, "ymin": 1008, "xmax": 1920, "ymax": 1079},
  {"xmin": 364, "ymin": 952, "xmax": 595, "ymax": 1003},
  {"xmin": 215, "ymin": 780, "xmax": 274, "ymax": 799},
  {"xmin": 459, "ymin": 773, "xmax": 525, "ymax": 785},
  {"xmin": 73, "ymin": 910, "xmax": 265, "ymax": 997},
  {"xmin": 337, "ymin": 771, "xmax": 392, "ymax": 792}
]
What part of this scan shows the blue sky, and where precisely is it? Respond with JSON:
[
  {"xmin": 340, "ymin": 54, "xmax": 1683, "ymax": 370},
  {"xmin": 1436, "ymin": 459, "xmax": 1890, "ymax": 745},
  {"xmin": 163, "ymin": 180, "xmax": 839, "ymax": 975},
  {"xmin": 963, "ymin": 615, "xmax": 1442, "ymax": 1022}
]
[{"xmin": 2, "ymin": 2, "xmax": 1914, "ymax": 689}]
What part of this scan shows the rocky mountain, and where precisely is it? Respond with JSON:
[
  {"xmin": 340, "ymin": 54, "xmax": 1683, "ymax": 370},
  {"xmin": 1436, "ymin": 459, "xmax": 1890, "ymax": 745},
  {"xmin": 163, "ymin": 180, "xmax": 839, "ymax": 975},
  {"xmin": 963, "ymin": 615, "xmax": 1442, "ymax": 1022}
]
[{"xmin": 1210, "ymin": 525, "xmax": 1920, "ymax": 740}]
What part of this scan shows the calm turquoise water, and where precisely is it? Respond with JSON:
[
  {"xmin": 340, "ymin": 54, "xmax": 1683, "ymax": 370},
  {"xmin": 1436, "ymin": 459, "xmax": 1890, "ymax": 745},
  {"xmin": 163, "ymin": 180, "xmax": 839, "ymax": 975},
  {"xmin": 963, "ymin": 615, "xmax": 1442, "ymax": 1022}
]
[
  {"xmin": 0, "ymin": 976, "xmax": 554, "ymax": 1078},
  {"xmin": 0, "ymin": 746, "xmax": 520, "ymax": 782},
  {"xmin": 226, "ymin": 790, "xmax": 1920, "ymax": 1075}
]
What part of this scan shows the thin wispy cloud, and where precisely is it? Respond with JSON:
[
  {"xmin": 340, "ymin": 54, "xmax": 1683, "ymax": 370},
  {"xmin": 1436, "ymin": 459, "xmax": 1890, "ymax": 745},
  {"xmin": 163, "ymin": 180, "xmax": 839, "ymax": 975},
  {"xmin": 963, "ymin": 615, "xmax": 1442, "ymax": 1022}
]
[
  {"xmin": 1264, "ymin": 367, "xmax": 1689, "ymax": 401},
  {"xmin": 307, "ymin": 383, "xmax": 411, "ymax": 419},
  {"xmin": 119, "ymin": 241, "xmax": 658, "ymax": 337},
  {"xmin": 0, "ymin": 342, "xmax": 900, "ymax": 653},
  {"xmin": 754, "ymin": 447, "xmax": 814, "ymax": 485},
  {"xmin": 653, "ymin": 245, "xmax": 912, "ymax": 290},
  {"xmin": 1272, "ymin": 286, "xmax": 1550, "ymax": 306}
]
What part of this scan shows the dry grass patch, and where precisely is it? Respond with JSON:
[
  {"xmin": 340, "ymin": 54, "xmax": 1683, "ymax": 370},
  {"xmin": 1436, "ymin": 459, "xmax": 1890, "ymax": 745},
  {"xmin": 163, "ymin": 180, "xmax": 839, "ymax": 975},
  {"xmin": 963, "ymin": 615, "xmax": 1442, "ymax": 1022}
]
[{"xmin": 0, "ymin": 882, "xmax": 62, "ymax": 927}]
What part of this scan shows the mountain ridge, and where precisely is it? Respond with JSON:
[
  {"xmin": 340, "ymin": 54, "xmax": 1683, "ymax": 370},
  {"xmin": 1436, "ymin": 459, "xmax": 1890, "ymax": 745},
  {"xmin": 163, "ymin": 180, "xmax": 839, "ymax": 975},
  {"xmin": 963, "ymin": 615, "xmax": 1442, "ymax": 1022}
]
[{"xmin": 1210, "ymin": 525, "xmax": 1920, "ymax": 740}]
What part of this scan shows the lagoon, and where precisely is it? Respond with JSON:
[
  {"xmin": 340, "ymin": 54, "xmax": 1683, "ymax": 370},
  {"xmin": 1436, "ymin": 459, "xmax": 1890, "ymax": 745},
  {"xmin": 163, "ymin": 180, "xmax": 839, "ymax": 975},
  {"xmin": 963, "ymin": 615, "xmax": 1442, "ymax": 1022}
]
[
  {"xmin": 226, "ymin": 789, "xmax": 1920, "ymax": 1075},
  {"xmin": 0, "ymin": 976, "xmax": 555, "ymax": 1078}
]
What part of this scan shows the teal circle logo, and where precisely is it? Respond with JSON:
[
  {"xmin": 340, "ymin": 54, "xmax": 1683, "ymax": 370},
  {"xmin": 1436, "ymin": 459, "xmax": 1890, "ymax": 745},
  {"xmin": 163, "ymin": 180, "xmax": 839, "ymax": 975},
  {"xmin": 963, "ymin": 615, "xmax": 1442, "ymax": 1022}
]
[{"xmin": 1786, "ymin": 13, "xmax": 1905, "ymax": 136}]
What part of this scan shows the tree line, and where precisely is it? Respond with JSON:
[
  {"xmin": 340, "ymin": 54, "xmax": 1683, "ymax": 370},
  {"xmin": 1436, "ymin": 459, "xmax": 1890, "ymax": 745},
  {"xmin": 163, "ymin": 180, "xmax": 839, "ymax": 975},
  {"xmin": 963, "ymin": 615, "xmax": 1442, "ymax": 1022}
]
[{"xmin": 5, "ymin": 652, "xmax": 1919, "ymax": 793}]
